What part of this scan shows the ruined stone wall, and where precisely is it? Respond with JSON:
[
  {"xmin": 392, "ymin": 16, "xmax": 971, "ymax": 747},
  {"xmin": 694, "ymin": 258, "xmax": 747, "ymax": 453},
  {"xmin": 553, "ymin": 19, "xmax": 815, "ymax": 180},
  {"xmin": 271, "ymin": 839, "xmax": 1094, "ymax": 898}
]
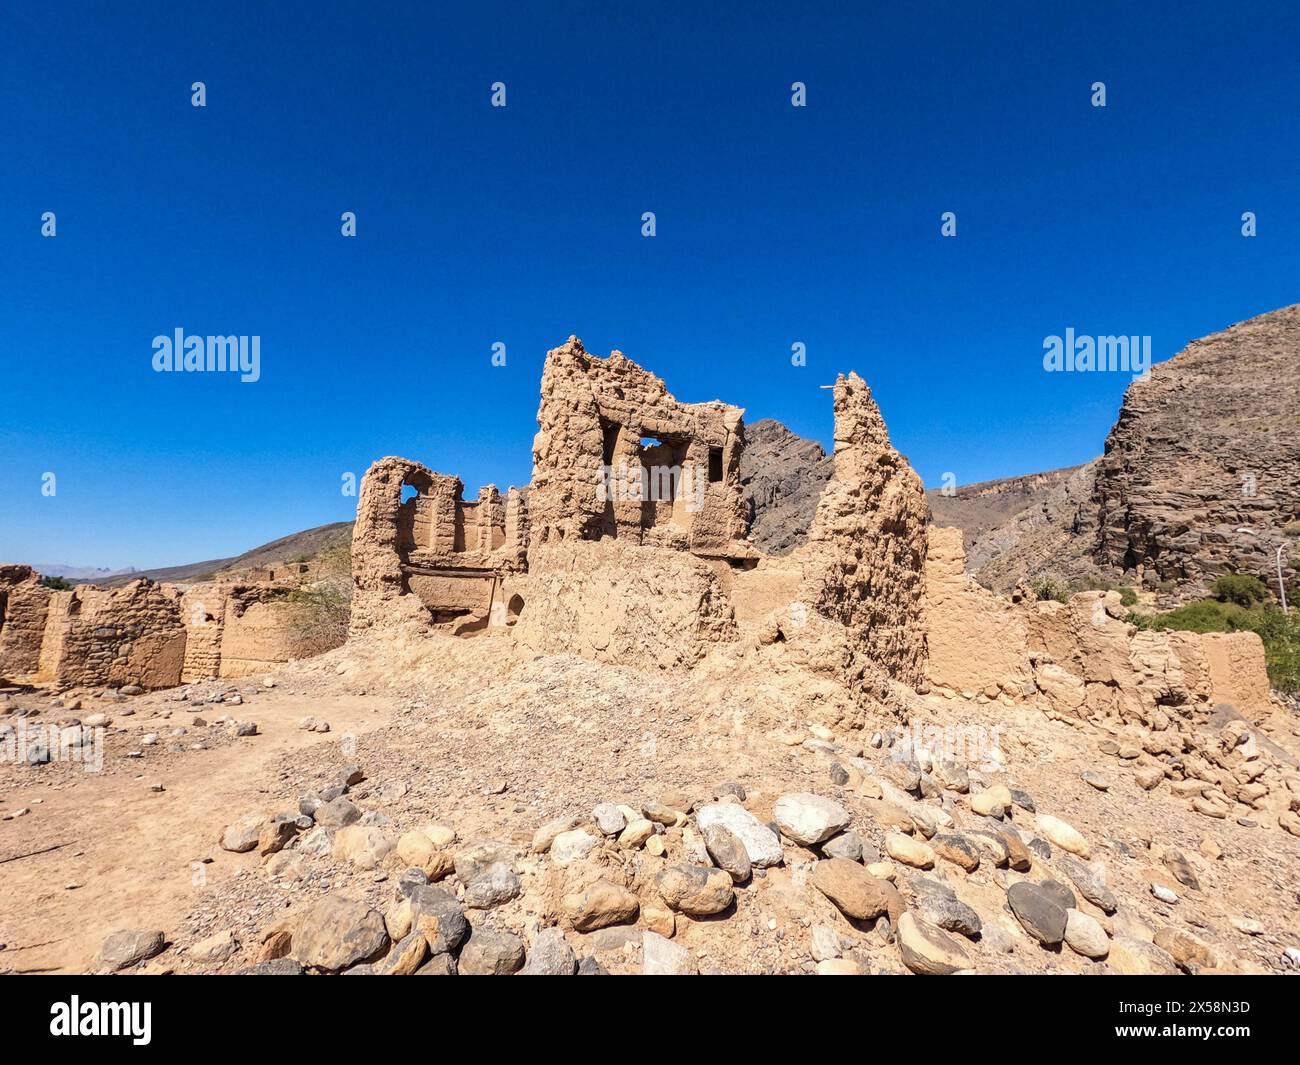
[
  {"xmin": 0, "ymin": 565, "xmax": 53, "ymax": 681},
  {"xmin": 794, "ymin": 372, "xmax": 930, "ymax": 702},
  {"xmin": 180, "ymin": 588, "xmax": 228, "ymax": 682},
  {"xmin": 529, "ymin": 337, "xmax": 748, "ymax": 556},
  {"xmin": 351, "ymin": 457, "xmax": 439, "ymax": 632},
  {"xmin": 53, "ymin": 579, "xmax": 187, "ymax": 689}
]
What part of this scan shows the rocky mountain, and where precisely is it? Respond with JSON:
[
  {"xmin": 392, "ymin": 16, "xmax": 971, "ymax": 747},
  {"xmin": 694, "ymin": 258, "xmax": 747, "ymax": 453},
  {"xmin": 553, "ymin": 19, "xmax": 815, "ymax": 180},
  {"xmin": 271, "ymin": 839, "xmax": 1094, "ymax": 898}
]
[
  {"xmin": 740, "ymin": 418, "xmax": 833, "ymax": 555},
  {"xmin": 1094, "ymin": 304, "xmax": 1300, "ymax": 591},
  {"xmin": 746, "ymin": 304, "xmax": 1300, "ymax": 597},
  {"xmin": 32, "ymin": 563, "xmax": 139, "ymax": 582}
]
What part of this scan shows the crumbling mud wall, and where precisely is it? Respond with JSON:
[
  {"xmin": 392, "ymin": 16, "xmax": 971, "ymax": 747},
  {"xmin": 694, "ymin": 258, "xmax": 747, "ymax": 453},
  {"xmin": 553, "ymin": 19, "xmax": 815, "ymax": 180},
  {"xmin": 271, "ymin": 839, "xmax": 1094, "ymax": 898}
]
[
  {"xmin": 1, "ymin": 566, "xmax": 343, "ymax": 690},
  {"xmin": 50, "ymin": 580, "xmax": 188, "ymax": 689},
  {"xmin": 350, "ymin": 456, "xmax": 527, "ymax": 635},
  {"xmin": 923, "ymin": 526, "xmax": 1033, "ymax": 699},
  {"xmin": 0, "ymin": 565, "xmax": 53, "ymax": 681},
  {"xmin": 513, "ymin": 540, "xmax": 737, "ymax": 670},
  {"xmin": 792, "ymin": 372, "xmax": 930, "ymax": 704},
  {"xmin": 921, "ymin": 528, "xmax": 1290, "ymax": 820},
  {"xmin": 529, "ymin": 337, "xmax": 749, "ymax": 556}
]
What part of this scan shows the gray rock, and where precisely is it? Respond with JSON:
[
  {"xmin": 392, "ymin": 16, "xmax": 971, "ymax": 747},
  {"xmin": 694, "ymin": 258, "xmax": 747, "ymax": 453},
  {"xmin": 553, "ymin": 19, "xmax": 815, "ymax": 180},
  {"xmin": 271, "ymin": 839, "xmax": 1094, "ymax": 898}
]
[
  {"xmin": 702, "ymin": 823, "xmax": 752, "ymax": 883},
  {"xmin": 314, "ymin": 797, "xmax": 361, "ymax": 828},
  {"xmin": 463, "ymin": 863, "xmax": 523, "ymax": 909},
  {"xmin": 1006, "ymin": 882, "xmax": 1067, "ymax": 946},
  {"xmin": 577, "ymin": 955, "xmax": 609, "ymax": 975},
  {"xmin": 453, "ymin": 840, "xmax": 515, "ymax": 883},
  {"xmin": 414, "ymin": 952, "xmax": 457, "ymax": 975},
  {"xmin": 1162, "ymin": 848, "xmax": 1201, "ymax": 891},
  {"xmin": 96, "ymin": 929, "xmax": 166, "ymax": 972},
  {"xmin": 695, "ymin": 803, "xmax": 783, "ymax": 867},
  {"xmin": 408, "ymin": 886, "xmax": 468, "ymax": 953},
  {"xmin": 810, "ymin": 924, "xmax": 842, "ymax": 961},
  {"xmin": 821, "ymin": 830, "xmax": 864, "ymax": 863},
  {"xmin": 522, "ymin": 927, "xmax": 577, "ymax": 975},
  {"xmin": 592, "ymin": 803, "xmax": 626, "ymax": 836},
  {"xmin": 397, "ymin": 867, "xmax": 429, "ymax": 897},
  {"xmin": 238, "ymin": 958, "xmax": 303, "ymax": 975},
  {"xmin": 912, "ymin": 877, "xmax": 982, "ymax": 938},
  {"xmin": 642, "ymin": 931, "xmax": 698, "ymax": 975},
  {"xmin": 1038, "ymin": 878, "xmax": 1077, "ymax": 912},
  {"xmin": 1028, "ymin": 837, "xmax": 1052, "ymax": 860},
  {"xmin": 1058, "ymin": 856, "xmax": 1117, "ymax": 913},
  {"xmin": 459, "ymin": 927, "xmax": 525, "ymax": 975},
  {"xmin": 772, "ymin": 792, "xmax": 851, "ymax": 845}
]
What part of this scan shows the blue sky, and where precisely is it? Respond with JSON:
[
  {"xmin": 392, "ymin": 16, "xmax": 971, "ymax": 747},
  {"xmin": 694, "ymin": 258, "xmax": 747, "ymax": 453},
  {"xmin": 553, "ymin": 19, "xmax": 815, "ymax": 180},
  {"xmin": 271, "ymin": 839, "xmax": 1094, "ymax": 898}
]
[{"xmin": 2, "ymin": 1, "xmax": 1298, "ymax": 569}]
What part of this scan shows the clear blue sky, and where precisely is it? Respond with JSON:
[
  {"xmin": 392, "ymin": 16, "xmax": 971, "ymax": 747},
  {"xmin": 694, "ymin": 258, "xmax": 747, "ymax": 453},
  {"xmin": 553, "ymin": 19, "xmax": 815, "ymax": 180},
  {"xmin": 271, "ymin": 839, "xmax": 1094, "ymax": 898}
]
[{"xmin": 2, "ymin": 1, "xmax": 1298, "ymax": 569}]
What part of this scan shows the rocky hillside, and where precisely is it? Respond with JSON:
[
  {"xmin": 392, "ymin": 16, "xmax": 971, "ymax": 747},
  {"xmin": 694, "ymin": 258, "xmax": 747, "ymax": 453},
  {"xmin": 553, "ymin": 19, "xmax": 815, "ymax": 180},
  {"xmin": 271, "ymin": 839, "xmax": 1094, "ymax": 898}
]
[
  {"xmin": 100, "ymin": 522, "xmax": 353, "ymax": 587},
  {"xmin": 962, "ymin": 304, "xmax": 1300, "ymax": 595},
  {"xmin": 740, "ymin": 419, "xmax": 833, "ymax": 555},
  {"xmin": 1094, "ymin": 304, "xmax": 1300, "ymax": 591}
]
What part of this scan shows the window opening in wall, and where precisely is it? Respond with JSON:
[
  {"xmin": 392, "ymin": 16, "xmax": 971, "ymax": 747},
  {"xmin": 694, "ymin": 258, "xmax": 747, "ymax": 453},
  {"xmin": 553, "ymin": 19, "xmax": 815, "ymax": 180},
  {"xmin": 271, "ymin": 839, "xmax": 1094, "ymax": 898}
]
[{"xmin": 708, "ymin": 446, "xmax": 723, "ymax": 483}]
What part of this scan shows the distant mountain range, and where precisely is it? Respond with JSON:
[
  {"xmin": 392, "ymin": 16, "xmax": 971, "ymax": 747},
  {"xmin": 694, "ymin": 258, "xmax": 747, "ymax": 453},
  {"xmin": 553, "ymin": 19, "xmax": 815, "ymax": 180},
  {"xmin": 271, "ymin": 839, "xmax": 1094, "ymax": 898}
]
[
  {"xmin": 21, "ymin": 522, "xmax": 353, "ymax": 588},
  {"xmin": 32, "ymin": 563, "xmax": 140, "ymax": 581}
]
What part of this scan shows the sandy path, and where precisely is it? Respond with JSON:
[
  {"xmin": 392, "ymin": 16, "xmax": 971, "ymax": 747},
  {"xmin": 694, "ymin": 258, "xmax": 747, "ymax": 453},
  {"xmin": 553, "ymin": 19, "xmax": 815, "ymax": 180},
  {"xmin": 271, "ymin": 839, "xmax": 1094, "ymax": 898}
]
[{"xmin": 0, "ymin": 688, "xmax": 391, "ymax": 973}]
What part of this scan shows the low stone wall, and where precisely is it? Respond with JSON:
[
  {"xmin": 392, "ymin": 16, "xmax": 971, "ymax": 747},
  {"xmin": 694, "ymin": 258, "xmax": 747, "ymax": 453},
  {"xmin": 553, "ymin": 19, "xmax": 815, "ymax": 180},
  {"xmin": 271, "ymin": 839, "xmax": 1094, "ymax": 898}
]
[{"xmin": 1, "ymin": 568, "xmax": 345, "ymax": 690}]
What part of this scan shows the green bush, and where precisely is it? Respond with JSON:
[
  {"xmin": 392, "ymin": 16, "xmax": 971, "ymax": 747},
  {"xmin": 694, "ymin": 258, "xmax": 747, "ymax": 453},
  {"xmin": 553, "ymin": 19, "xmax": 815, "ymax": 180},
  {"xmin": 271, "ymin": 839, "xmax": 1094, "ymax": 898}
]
[
  {"xmin": 1211, "ymin": 573, "xmax": 1268, "ymax": 607},
  {"xmin": 1030, "ymin": 577, "xmax": 1070, "ymax": 603},
  {"xmin": 281, "ymin": 583, "xmax": 350, "ymax": 657},
  {"xmin": 1117, "ymin": 586, "xmax": 1138, "ymax": 607},
  {"xmin": 39, "ymin": 575, "xmax": 73, "ymax": 590}
]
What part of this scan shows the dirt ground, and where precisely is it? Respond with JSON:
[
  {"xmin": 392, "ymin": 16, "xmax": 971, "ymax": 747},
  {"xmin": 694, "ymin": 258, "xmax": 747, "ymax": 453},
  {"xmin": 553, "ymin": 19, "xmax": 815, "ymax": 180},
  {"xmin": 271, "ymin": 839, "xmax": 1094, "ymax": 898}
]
[{"xmin": 2, "ymin": 631, "xmax": 1298, "ymax": 975}]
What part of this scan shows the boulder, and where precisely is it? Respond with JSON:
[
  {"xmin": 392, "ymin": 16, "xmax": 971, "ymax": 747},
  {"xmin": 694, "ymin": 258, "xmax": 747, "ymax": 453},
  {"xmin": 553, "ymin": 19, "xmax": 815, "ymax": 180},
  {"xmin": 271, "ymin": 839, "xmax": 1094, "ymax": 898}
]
[
  {"xmin": 294, "ymin": 897, "xmax": 389, "ymax": 972},
  {"xmin": 772, "ymin": 793, "xmax": 851, "ymax": 846},
  {"xmin": 695, "ymin": 803, "xmax": 783, "ymax": 867},
  {"xmin": 897, "ymin": 912, "xmax": 973, "ymax": 975},
  {"xmin": 656, "ymin": 864, "xmax": 734, "ymax": 916}
]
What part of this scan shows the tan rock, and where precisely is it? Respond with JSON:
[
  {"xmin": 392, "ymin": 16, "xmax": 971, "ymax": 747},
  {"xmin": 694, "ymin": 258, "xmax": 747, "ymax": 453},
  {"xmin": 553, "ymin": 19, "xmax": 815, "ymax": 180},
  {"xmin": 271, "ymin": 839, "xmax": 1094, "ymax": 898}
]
[
  {"xmin": 897, "ymin": 912, "xmax": 973, "ymax": 975},
  {"xmin": 563, "ymin": 880, "xmax": 640, "ymax": 932},
  {"xmin": 885, "ymin": 832, "xmax": 935, "ymax": 869},
  {"xmin": 1035, "ymin": 814, "xmax": 1090, "ymax": 858},
  {"xmin": 1109, "ymin": 936, "xmax": 1179, "ymax": 975},
  {"xmin": 812, "ymin": 858, "xmax": 899, "ymax": 921}
]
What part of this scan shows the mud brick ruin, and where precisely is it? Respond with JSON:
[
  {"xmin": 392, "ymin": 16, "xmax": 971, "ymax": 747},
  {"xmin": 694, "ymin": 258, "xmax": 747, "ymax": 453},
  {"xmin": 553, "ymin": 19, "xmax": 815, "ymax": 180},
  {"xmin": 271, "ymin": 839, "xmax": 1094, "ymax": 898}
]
[
  {"xmin": 0, "ymin": 565, "xmax": 333, "ymax": 689},
  {"xmin": 344, "ymin": 333, "xmax": 1294, "ymax": 824},
  {"xmin": 349, "ymin": 336, "xmax": 931, "ymax": 704}
]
